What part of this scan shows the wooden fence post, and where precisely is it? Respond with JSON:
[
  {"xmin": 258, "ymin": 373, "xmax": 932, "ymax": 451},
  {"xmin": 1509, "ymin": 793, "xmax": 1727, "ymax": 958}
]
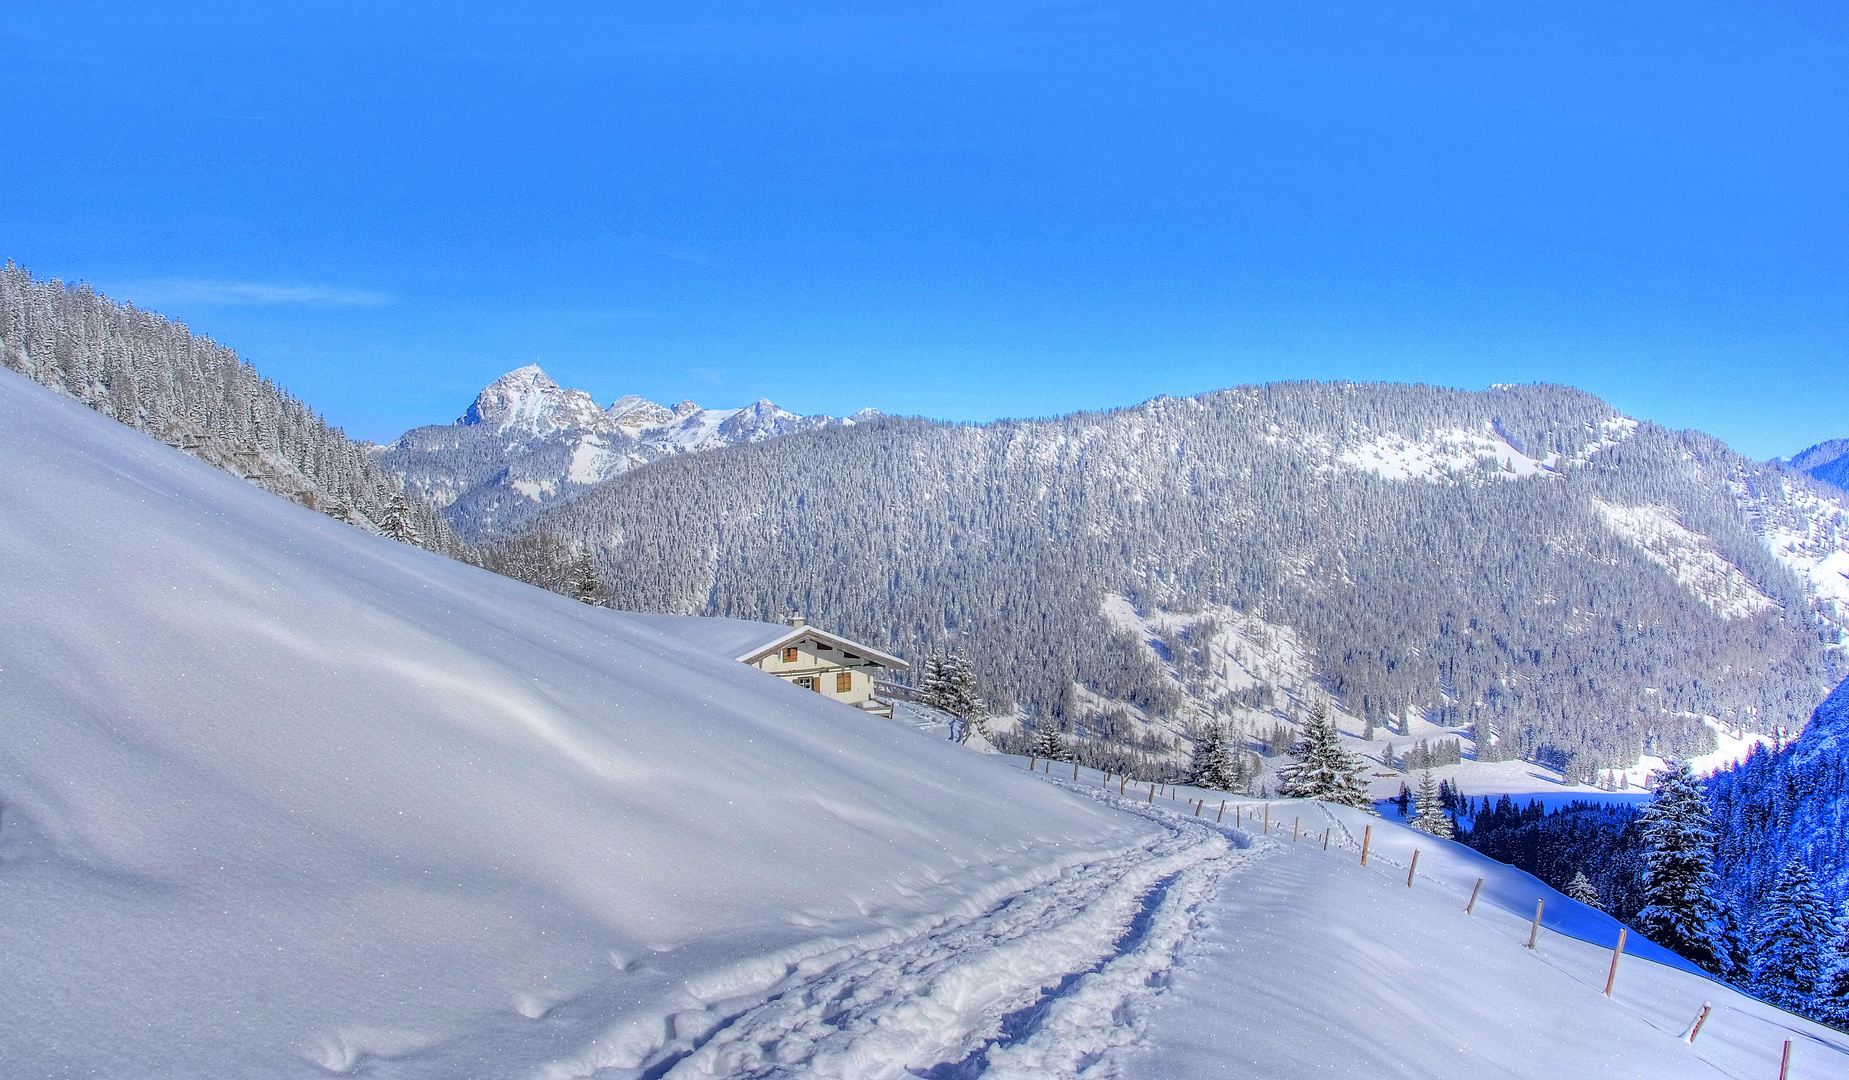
[
  {"xmin": 1604, "ymin": 928, "xmax": 1627, "ymax": 997},
  {"xmin": 1322, "ymin": 828, "xmax": 1329, "ymax": 850},
  {"xmin": 1217, "ymin": 800, "xmax": 1226, "ymax": 822},
  {"xmin": 1120, "ymin": 776, "xmax": 1127, "ymax": 794},
  {"xmin": 1194, "ymin": 799, "xmax": 1203, "ymax": 816},
  {"xmin": 1147, "ymin": 783, "xmax": 1155, "ymax": 803},
  {"xmin": 1466, "ymin": 877, "xmax": 1483, "ymax": 914},
  {"xmin": 1073, "ymin": 760, "xmax": 1080, "ymax": 781},
  {"xmin": 1406, "ymin": 850, "xmax": 1420, "ymax": 887},
  {"xmin": 1684, "ymin": 1003, "xmax": 1712, "ymax": 1044},
  {"xmin": 1360, "ymin": 825, "xmax": 1372, "ymax": 866},
  {"xmin": 1235, "ymin": 806, "xmax": 1241, "ymax": 826},
  {"xmin": 1028, "ymin": 756, "xmax": 1036, "ymax": 771},
  {"xmin": 1526, "ymin": 899, "xmax": 1544, "ymax": 948},
  {"xmin": 1264, "ymin": 804, "xmax": 1270, "ymax": 833}
]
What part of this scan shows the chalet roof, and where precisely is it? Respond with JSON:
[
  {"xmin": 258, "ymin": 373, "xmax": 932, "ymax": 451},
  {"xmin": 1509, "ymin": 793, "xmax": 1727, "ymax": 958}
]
[{"xmin": 616, "ymin": 612, "xmax": 910, "ymax": 670}]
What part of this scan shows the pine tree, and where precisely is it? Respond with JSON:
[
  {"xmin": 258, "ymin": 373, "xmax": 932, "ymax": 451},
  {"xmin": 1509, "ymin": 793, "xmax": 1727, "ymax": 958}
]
[
  {"xmin": 1276, "ymin": 706, "xmax": 1374, "ymax": 810},
  {"xmin": 944, "ymin": 652, "xmax": 985, "ymax": 723},
  {"xmin": 569, "ymin": 547, "xmax": 602, "ymax": 605},
  {"xmin": 917, "ymin": 655, "xmax": 951, "ymax": 712},
  {"xmin": 1409, "ymin": 769, "xmax": 1455, "ymax": 838},
  {"xmin": 1567, "ymin": 870, "xmax": 1601, "ymax": 909},
  {"xmin": 1028, "ymin": 722, "xmax": 1067, "ymax": 763},
  {"xmin": 380, "ymin": 492, "xmax": 420, "ymax": 545},
  {"xmin": 920, "ymin": 651, "xmax": 987, "ymax": 741},
  {"xmin": 1815, "ymin": 905, "xmax": 1849, "ymax": 1032},
  {"xmin": 1750, "ymin": 859, "xmax": 1835, "ymax": 1011},
  {"xmin": 1713, "ymin": 902, "xmax": 1753, "ymax": 987},
  {"xmin": 1187, "ymin": 724, "xmax": 1241, "ymax": 791},
  {"xmin": 1636, "ymin": 761, "xmax": 1723, "ymax": 973}
]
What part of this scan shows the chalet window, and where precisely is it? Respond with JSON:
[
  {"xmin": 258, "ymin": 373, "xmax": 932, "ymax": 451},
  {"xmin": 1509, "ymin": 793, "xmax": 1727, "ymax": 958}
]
[
  {"xmin": 795, "ymin": 676, "xmax": 816, "ymax": 691},
  {"xmin": 782, "ymin": 646, "xmax": 800, "ymax": 663},
  {"xmin": 836, "ymin": 672, "xmax": 852, "ymax": 693}
]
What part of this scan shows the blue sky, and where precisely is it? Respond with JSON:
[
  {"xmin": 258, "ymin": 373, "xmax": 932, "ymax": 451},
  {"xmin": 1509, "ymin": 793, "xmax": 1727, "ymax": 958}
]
[{"xmin": 4, "ymin": 1, "xmax": 1843, "ymax": 457}]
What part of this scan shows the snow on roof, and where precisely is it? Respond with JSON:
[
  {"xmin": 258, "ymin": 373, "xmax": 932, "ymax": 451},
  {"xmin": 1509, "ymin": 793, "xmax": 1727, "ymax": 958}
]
[
  {"xmin": 618, "ymin": 611, "xmax": 909, "ymax": 669},
  {"xmin": 614, "ymin": 610, "xmax": 798, "ymax": 659}
]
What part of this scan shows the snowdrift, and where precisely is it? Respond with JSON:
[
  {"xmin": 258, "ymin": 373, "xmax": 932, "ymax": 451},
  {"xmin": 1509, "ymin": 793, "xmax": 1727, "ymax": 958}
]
[{"xmin": 0, "ymin": 371, "xmax": 1156, "ymax": 1077}]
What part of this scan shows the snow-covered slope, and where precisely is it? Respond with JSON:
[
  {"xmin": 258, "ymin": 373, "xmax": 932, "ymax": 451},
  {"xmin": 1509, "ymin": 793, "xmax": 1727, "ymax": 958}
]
[
  {"xmin": 509, "ymin": 381, "xmax": 1848, "ymax": 780},
  {"xmin": 0, "ymin": 369, "xmax": 1151, "ymax": 1078},
  {"xmin": 1789, "ymin": 438, "xmax": 1849, "ymax": 492},
  {"xmin": 1116, "ymin": 798, "xmax": 1848, "ymax": 1080},
  {"xmin": 378, "ymin": 365, "xmax": 875, "ymax": 539}
]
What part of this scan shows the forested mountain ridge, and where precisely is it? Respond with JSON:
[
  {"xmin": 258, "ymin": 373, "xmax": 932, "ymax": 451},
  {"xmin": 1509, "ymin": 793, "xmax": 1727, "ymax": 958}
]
[
  {"xmin": 1790, "ymin": 439, "xmax": 1849, "ymax": 492},
  {"xmin": 0, "ymin": 263, "xmax": 461, "ymax": 553},
  {"xmin": 1709, "ymin": 675, "xmax": 1849, "ymax": 918},
  {"xmin": 378, "ymin": 364, "xmax": 876, "ymax": 540},
  {"xmin": 497, "ymin": 381, "xmax": 1849, "ymax": 778}
]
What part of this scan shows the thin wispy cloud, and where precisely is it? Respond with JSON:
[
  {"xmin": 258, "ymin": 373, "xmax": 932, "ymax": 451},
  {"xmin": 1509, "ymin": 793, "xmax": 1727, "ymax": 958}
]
[{"xmin": 123, "ymin": 279, "xmax": 394, "ymax": 308}]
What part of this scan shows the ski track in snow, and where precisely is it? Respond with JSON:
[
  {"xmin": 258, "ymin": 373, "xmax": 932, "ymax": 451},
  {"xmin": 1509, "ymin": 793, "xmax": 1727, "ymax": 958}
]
[{"xmin": 559, "ymin": 783, "xmax": 1279, "ymax": 1080}]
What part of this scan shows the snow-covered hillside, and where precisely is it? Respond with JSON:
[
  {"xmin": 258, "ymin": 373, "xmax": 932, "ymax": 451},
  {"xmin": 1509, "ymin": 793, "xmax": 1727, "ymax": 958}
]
[
  {"xmin": 1789, "ymin": 438, "xmax": 1849, "ymax": 492},
  {"xmin": 1092, "ymin": 592, "xmax": 1784, "ymax": 801},
  {"xmin": 378, "ymin": 365, "xmax": 875, "ymax": 539},
  {"xmin": 1116, "ymin": 797, "xmax": 1848, "ymax": 1080},
  {"xmin": 0, "ymin": 370, "xmax": 1151, "ymax": 1077}
]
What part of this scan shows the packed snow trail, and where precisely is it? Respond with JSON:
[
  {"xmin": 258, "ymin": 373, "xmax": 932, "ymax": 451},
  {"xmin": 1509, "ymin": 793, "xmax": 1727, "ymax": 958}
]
[{"xmin": 538, "ymin": 781, "xmax": 1275, "ymax": 1080}]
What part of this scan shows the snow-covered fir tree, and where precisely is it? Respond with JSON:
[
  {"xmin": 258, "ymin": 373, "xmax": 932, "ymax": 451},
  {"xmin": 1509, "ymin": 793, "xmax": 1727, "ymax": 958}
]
[
  {"xmin": 1567, "ymin": 870, "xmax": 1601, "ymax": 909},
  {"xmin": 1750, "ymin": 859, "xmax": 1834, "ymax": 1011},
  {"xmin": 1712, "ymin": 902, "xmax": 1754, "ymax": 988},
  {"xmin": 1409, "ymin": 769, "xmax": 1454, "ymax": 838},
  {"xmin": 920, "ymin": 651, "xmax": 987, "ymax": 742},
  {"xmin": 1816, "ymin": 906, "xmax": 1849, "ymax": 1032},
  {"xmin": 1635, "ymin": 760, "xmax": 1722, "ymax": 973},
  {"xmin": 1276, "ymin": 706, "xmax": 1373, "ymax": 810},
  {"xmin": 1028, "ymin": 722, "xmax": 1067, "ymax": 762},
  {"xmin": 381, "ymin": 493, "xmax": 421, "ymax": 545},
  {"xmin": 1187, "ymin": 724, "xmax": 1242, "ymax": 792},
  {"xmin": 569, "ymin": 547, "xmax": 601, "ymax": 605}
]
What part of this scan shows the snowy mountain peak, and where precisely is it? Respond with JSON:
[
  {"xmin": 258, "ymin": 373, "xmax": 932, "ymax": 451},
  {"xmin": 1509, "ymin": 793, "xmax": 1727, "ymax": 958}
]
[
  {"xmin": 386, "ymin": 369, "xmax": 874, "ymax": 539},
  {"xmin": 460, "ymin": 364, "xmax": 605, "ymax": 435}
]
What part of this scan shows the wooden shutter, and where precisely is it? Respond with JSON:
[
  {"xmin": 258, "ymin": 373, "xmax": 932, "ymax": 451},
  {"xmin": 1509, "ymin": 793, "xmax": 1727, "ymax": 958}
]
[{"xmin": 836, "ymin": 672, "xmax": 852, "ymax": 693}]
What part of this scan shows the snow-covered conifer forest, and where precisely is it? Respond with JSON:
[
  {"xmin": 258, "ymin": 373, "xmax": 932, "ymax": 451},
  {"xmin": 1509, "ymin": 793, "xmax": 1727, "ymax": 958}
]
[
  {"xmin": 476, "ymin": 369, "xmax": 1849, "ymax": 781},
  {"xmin": 0, "ymin": 264, "xmax": 462, "ymax": 553}
]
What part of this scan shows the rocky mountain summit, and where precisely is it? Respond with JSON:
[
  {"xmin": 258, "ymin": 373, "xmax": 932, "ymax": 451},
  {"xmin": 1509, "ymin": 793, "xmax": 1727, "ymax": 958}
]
[{"xmin": 379, "ymin": 365, "xmax": 875, "ymax": 539}]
